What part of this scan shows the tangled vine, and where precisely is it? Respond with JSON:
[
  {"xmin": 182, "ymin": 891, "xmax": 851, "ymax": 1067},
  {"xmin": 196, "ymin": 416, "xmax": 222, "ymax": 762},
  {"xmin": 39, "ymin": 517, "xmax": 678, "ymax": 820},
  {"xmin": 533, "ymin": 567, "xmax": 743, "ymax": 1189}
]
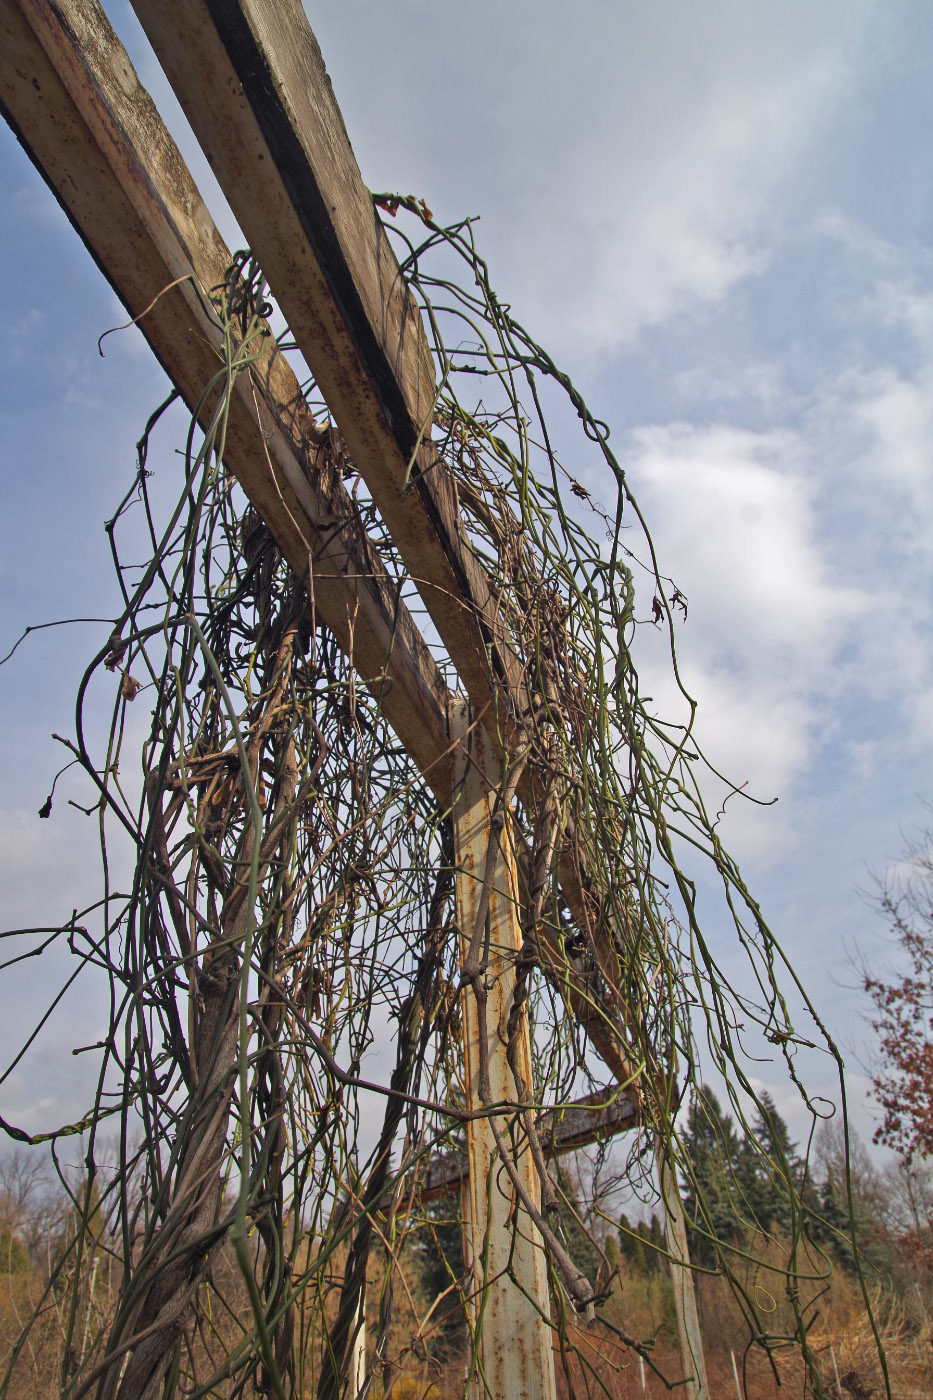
[{"xmin": 0, "ymin": 212, "xmax": 883, "ymax": 1400}]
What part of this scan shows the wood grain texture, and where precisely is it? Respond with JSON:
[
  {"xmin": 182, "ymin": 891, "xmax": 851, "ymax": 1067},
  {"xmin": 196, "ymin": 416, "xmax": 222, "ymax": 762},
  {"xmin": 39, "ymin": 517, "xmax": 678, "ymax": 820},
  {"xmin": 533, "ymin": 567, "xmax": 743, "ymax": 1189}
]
[
  {"xmin": 129, "ymin": 0, "xmax": 643, "ymax": 1097},
  {"xmin": 450, "ymin": 699, "xmax": 558, "ymax": 1400},
  {"xmin": 130, "ymin": 0, "xmax": 530, "ymax": 743},
  {"xmin": 419, "ymin": 1090, "xmax": 637, "ymax": 1203},
  {"xmin": 0, "ymin": 0, "xmax": 453, "ymax": 793}
]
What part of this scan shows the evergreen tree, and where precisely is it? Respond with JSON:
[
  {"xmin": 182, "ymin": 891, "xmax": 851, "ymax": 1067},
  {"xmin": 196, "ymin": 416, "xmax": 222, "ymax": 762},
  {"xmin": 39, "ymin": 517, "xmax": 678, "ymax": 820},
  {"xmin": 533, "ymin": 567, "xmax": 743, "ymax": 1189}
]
[
  {"xmin": 638, "ymin": 1214, "xmax": 667, "ymax": 1275},
  {"xmin": 738, "ymin": 1091, "xmax": 803, "ymax": 1237},
  {"xmin": 680, "ymin": 1085, "xmax": 744, "ymax": 1269},
  {"xmin": 553, "ymin": 1164, "xmax": 603, "ymax": 1289},
  {"xmin": 617, "ymin": 1211, "xmax": 649, "ymax": 1275},
  {"xmin": 410, "ymin": 1195, "xmax": 467, "ymax": 1360},
  {"xmin": 811, "ymin": 1122, "xmax": 895, "ymax": 1279},
  {"xmin": 613, "ymin": 1212, "xmax": 677, "ymax": 1339}
]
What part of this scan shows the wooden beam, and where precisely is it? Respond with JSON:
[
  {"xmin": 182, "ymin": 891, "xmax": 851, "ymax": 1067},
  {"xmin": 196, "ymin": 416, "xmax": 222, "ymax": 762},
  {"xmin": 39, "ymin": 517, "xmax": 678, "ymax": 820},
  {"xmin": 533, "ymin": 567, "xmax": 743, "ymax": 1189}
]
[
  {"xmin": 450, "ymin": 698, "xmax": 557, "ymax": 1400},
  {"xmin": 0, "ymin": 0, "xmax": 640, "ymax": 1097},
  {"xmin": 130, "ymin": 0, "xmax": 530, "ymax": 745},
  {"xmin": 419, "ymin": 1090, "xmax": 637, "ymax": 1204},
  {"xmin": 0, "ymin": 0, "xmax": 454, "ymax": 794},
  {"xmin": 129, "ymin": 0, "xmax": 645, "ymax": 1096}
]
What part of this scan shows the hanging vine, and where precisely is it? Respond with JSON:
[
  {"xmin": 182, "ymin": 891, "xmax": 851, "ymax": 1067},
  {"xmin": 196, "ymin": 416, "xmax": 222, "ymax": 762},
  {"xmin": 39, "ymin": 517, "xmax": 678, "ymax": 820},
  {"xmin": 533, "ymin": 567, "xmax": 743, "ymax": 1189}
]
[{"xmin": 0, "ymin": 214, "xmax": 884, "ymax": 1400}]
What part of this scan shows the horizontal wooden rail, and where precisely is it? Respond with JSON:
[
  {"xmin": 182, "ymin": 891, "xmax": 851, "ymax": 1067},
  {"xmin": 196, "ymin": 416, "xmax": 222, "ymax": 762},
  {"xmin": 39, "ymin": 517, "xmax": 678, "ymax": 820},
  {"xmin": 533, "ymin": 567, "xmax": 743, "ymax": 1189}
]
[{"xmin": 419, "ymin": 1090, "xmax": 638, "ymax": 1203}]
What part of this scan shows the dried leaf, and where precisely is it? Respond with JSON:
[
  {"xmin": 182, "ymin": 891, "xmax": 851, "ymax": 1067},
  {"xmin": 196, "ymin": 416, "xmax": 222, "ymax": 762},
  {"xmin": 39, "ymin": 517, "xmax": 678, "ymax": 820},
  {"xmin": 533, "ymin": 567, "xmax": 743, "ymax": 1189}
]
[
  {"xmin": 104, "ymin": 635, "xmax": 126, "ymax": 672},
  {"xmin": 38, "ymin": 795, "xmax": 52, "ymax": 820},
  {"xmin": 212, "ymin": 775, "xmax": 235, "ymax": 808},
  {"xmin": 120, "ymin": 671, "xmax": 141, "ymax": 702}
]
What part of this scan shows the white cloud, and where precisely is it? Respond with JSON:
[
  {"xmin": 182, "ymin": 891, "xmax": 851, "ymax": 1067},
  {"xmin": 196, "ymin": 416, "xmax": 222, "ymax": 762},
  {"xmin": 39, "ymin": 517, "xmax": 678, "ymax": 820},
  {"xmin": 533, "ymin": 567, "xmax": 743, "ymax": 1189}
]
[
  {"xmin": 0, "ymin": 806, "xmax": 104, "ymax": 932},
  {"xmin": 855, "ymin": 369, "xmax": 933, "ymax": 504},
  {"xmin": 744, "ymin": 1072, "xmax": 878, "ymax": 1155},
  {"xmin": 632, "ymin": 424, "xmax": 861, "ymax": 663},
  {"xmin": 520, "ymin": 54, "xmax": 826, "ymax": 351},
  {"xmin": 614, "ymin": 200, "xmax": 933, "ymax": 872},
  {"xmin": 625, "ymin": 422, "xmax": 865, "ymax": 858},
  {"xmin": 0, "ymin": 808, "xmax": 117, "ymax": 1138},
  {"xmin": 310, "ymin": 0, "xmax": 880, "ymax": 353}
]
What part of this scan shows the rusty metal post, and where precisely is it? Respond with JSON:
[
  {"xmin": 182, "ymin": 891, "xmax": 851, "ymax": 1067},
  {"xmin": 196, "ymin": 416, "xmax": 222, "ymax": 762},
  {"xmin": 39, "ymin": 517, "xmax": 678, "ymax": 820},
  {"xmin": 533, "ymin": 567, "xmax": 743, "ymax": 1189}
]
[
  {"xmin": 450, "ymin": 698, "xmax": 557, "ymax": 1400},
  {"xmin": 658, "ymin": 1148, "xmax": 709, "ymax": 1400}
]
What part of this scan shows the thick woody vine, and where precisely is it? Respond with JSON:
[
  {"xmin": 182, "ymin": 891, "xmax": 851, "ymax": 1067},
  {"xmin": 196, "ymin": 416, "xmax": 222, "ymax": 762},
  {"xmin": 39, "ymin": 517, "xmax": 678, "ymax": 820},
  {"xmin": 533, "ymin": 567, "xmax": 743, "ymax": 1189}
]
[{"xmin": 0, "ymin": 221, "xmax": 884, "ymax": 1400}]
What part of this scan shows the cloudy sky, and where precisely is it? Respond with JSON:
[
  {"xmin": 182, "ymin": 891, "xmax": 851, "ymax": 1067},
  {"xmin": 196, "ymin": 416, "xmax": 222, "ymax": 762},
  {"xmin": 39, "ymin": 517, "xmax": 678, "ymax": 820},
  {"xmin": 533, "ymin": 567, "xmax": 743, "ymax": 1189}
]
[{"xmin": 1, "ymin": 0, "xmax": 932, "ymax": 1153}]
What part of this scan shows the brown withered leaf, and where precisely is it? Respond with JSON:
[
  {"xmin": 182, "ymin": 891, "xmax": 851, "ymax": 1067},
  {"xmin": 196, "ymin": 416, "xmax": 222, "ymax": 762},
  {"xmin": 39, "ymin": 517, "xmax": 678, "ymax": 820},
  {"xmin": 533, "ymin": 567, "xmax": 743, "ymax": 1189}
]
[
  {"xmin": 211, "ymin": 774, "xmax": 236, "ymax": 809},
  {"xmin": 103, "ymin": 635, "xmax": 126, "ymax": 672},
  {"xmin": 120, "ymin": 671, "xmax": 141, "ymax": 702}
]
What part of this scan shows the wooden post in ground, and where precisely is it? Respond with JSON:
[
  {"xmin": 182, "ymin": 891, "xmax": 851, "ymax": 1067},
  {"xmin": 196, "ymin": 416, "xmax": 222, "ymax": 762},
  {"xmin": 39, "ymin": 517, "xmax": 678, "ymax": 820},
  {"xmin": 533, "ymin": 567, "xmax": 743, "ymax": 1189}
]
[
  {"xmin": 450, "ymin": 698, "xmax": 557, "ymax": 1400},
  {"xmin": 658, "ymin": 1149, "xmax": 709, "ymax": 1400}
]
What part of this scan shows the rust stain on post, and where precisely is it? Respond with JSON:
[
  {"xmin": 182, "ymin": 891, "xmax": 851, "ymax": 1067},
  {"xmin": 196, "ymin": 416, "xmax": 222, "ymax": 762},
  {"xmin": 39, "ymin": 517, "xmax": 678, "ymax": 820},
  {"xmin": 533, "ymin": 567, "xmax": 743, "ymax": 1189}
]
[{"xmin": 450, "ymin": 698, "xmax": 557, "ymax": 1400}]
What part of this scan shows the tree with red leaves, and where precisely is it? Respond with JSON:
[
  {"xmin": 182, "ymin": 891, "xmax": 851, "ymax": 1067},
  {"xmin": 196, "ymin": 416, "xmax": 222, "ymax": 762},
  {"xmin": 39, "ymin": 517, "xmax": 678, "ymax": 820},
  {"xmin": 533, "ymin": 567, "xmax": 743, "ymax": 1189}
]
[{"xmin": 864, "ymin": 832, "xmax": 933, "ymax": 1162}]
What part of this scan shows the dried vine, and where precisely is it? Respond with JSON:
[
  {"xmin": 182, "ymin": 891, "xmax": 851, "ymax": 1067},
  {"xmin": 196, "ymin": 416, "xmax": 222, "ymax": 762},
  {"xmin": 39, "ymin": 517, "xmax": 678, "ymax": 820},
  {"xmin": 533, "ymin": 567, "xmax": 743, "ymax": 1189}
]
[{"xmin": 0, "ymin": 217, "xmax": 884, "ymax": 1400}]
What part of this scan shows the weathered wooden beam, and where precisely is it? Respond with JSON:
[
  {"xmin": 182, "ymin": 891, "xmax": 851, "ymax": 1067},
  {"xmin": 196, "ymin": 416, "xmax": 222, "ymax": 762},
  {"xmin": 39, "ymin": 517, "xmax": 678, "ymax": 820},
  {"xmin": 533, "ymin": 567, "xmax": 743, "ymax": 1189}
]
[
  {"xmin": 129, "ymin": 0, "xmax": 644, "ymax": 1097},
  {"xmin": 0, "ymin": 0, "xmax": 454, "ymax": 795},
  {"xmin": 130, "ymin": 0, "xmax": 530, "ymax": 745},
  {"xmin": 450, "ymin": 698, "xmax": 557, "ymax": 1400},
  {"xmin": 419, "ymin": 1090, "xmax": 637, "ymax": 1204},
  {"xmin": 0, "ymin": 0, "xmax": 640, "ymax": 1097}
]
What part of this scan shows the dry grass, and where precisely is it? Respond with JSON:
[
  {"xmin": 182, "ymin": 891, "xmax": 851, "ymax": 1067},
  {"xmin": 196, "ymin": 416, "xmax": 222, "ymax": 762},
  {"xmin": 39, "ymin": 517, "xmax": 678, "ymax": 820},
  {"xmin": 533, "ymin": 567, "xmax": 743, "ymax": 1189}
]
[{"xmin": 0, "ymin": 1181, "xmax": 928, "ymax": 1398}]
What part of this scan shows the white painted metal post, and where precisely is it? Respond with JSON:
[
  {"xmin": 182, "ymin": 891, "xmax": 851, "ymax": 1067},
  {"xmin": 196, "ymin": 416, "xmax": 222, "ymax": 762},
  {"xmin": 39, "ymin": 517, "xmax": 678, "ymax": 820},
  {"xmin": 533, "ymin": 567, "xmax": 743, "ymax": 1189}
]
[
  {"xmin": 450, "ymin": 699, "xmax": 557, "ymax": 1400},
  {"xmin": 658, "ymin": 1149, "xmax": 709, "ymax": 1400}
]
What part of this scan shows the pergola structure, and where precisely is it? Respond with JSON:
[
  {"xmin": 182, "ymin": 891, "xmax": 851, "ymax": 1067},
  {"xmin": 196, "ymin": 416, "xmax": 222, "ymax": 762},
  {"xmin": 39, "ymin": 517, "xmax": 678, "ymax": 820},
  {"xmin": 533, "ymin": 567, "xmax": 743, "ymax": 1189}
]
[{"xmin": 0, "ymin": 2, "xmax": 709, "ymax": 1396}]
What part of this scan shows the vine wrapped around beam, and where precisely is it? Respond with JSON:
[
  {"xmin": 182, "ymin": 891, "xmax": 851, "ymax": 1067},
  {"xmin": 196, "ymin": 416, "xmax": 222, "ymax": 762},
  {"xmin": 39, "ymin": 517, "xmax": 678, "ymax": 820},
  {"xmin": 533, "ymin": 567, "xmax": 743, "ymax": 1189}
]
[{"xmin": 0, "ymin": 227, "xmax": 883, "ymax": 1400}]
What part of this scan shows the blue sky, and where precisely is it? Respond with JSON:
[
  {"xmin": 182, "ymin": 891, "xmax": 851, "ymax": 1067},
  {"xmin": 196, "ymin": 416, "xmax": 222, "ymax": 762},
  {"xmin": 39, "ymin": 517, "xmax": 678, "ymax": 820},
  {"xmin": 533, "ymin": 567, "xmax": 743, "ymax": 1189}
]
[{"xmin": 1, "ymin": 0, "xmax": 932, "ymax": 1154}]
